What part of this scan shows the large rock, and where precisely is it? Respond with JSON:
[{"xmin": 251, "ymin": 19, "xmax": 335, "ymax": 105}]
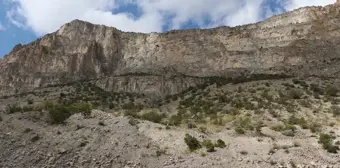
[{"xmin": 2, "ymin": 3, "xmax": 340, "ymax": 96}]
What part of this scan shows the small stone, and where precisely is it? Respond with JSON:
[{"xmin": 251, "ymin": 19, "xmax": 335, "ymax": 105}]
[
  {"xmin": 31, "ymin": 135, "xmax": 40, "ymax": 142},
  {"xmin": 58, "ymin": 148, "xmax": 67, "ymax": 154}
]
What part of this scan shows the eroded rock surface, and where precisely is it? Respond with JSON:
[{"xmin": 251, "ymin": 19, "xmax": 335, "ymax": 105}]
[{"xmin": 2, "ymin": 3, "xmax": 340, "ymax": 96}]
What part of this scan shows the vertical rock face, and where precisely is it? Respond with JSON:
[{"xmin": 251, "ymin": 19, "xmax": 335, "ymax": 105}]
[{"xmin": 2, "ymin": 3, "xmax": 340, "ymax": 96}]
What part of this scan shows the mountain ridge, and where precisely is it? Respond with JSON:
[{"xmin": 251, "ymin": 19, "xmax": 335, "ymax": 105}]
[{"xmin": 1, "ymin": 2, "xmax": 340, "ymax": 96}]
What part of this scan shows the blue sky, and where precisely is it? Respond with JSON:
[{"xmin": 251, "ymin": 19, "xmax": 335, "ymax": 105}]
[{"xmin": 0, "ymin": 0, "xmax": 336, "ymax": 57}]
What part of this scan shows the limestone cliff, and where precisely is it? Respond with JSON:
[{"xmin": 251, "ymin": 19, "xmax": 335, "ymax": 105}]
[{"xmin": 2, "ymin": 3, "xmax": 340, "ymax": 96}]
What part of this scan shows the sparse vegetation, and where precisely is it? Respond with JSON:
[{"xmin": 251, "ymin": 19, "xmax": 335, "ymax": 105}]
[
  {"xmin": 330, "ymin": 105, "xmax": 340, "ymax": 117},
  {"xmin": 72, "ymin": 103, "xmax": 92, "ymax": 118},
  {"xmin": 309, "ymin": 122, "xmax": 322, "ymax": 133},
  {"xmin": 30, "ymin": 135, "xmax": 40, "ymax": 142},
  {"xmin": 198, "ymin": 126, "xmax": 208, "ymax": 134},
  {"xmin": 45, "ymin": 102, "xmax": 92, "ymax": 124},
  {"xmin": 271, "ymin": 123, "xmax": 297, "ymax": 137},
  {"xmin": 199, "ymin": 150, "xmax": 206, "ymax": 157},
  {"xmin": 287, "ymin": 89, "xmax": 304, "ymax": 99},
  {"xmin": 287, "ymin": 115, "xmax": 308, "ymax": 129},
  {"xmin": 240, "ymin": 150, "xmax": 248, "ymax": 155},
  {"xmin": 202, "ymin": 140, "xmax": 215, "ymax": 152},
  {"xmin": 5, "ymin": 104, "xmax": 22, "ymax": 114},
  {"xmin": 27, "ymin": 99, "xmax": 34, "ymax": 105},
  {"xmin": 215, "ymin": 139, "xmax": 227, "ymax": 148},
  {"xmin": 48, "ymin": 104, "xmax": 72, "ymax": 124},
  {"xmin": 325, "ymin": 85, "xmax": 339, "ymax": 97},
  {"xmin": 168, "ymin": 114, "xmax": 182, "ymax": 126},
  {"xmin": 140, "ymin": 111, "xmax": 165, "ymax": 123},
  {"xmin": 128, "ymin": 118, "xmax": 139, "ymax": 126},
  {"xmin": 318, "ymin": 133, "xmax": 339, "ymax": 153},
  {"xmin": 235, "ymin": 127, "xmax": 245, "ymax": 134},
  {"xmin": 292, "ymin": 79, "xmax": 308, "ymax": 88},
  {"xmin": 233, "ymin": 117, "xmax": 254, "ymax": 134},
  {"xmin": 293, "ymin": 141, "xmax": 301, "ymax": 147},
  {"xmin": 22, "ymin": 105, "xmax": 34, "ymax": 112},
  {"xmin": 184, "ymin": 134, "xmax": 201, "ymax": 151},
  {"xmin": 156, "ymin": 148, "xmax": 167, "ymax": 156},
  {"xmin": 98, "ymin": 121, "xmax": 105, "ymax": 126}
]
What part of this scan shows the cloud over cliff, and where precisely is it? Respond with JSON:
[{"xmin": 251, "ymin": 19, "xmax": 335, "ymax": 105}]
[{"xmin": 4, "ymin": 0, "xmax": 336, "ymax": 35}]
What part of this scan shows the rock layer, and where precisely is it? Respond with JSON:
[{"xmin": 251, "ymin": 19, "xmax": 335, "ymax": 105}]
[{"xmin": 2, "ymin": 3, "xmax": 340, "ymax": 96}]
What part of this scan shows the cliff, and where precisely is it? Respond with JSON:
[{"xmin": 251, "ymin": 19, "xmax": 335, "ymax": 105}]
[{"xmin": 2, "ymin": 3, "xmax": 340, "ymax": 96}]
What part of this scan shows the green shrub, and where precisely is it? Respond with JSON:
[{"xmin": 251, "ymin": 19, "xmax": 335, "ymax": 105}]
[
  {"xmin": 140, "ymin": 111, "xmax": 165, "ymax": 123},
  {"xmin": 184, "ymin": 134, "xmax": 201, "ymax": 151},
  {"xmin": 262, "ymin": 91, "xmax": 274, "ymax": 102},
  {"xmin": 168, "ymin": 114, "xmax": 182, "ymax": 126},
  {"xmin": 34, "ymin": 104, "xmax": 44, "ymax": 112},
  {"xmin": 271, "ymin": 125, "xmax": 285, "ymax": 132},
  {"xmin": 128, "ymin": 118, "xmax": 139, "ymax": 126},
  {"xmin": 310, "ymin": 83, "xmax": 323, "ymax": 95},
  {"xmin": 318, "ymin": 133, "xmax": 339, "ymax": 153},
  {"xmin": 198, "ymin": 127, "xmax": 207, "ymax": 134},
  {"xmin": 325, "ymin": 85, "xmax": 339, "ymax": 97},
  {"xmin": 122, "ymin": 102, "xmax": 143, "ymax": 111},
  {"xmin": 22, "ymin": 106, "xmax": 34, "ymax": 112},
  {"xmin": 48, "ymin": 105, "xmax": 72, "ymax": 124},
  {"xmin": 233, "ymin": 117, "xmax": 254, "ymax": 131},
  {"xmin": 187, "ymin": 123, "xmax": 197, "ymax": 129},
  {"xmin": 43, "ymin": 101, "xmax": 55, "ymax": 110},
  {"xmin": 46, "ymin": 102, "xmax": 92, "ymax": 124},
  {"xmin": 27, "ymin": 99, "xmax": 34, "ymax": 105},
  {"xmin": 60, "ymin": 92, "xmax": 66, "ymax": 98},
  {"xmin": 108, "ymin": 103, "xmax": 115, "ymax": 109},
  {"xmin": 319, "ymin": 133, "xmax": 334, "ymax": 144},
  {"xmin": 215, "ymin": 139, "xmax": 227, "ymax": 148},
  {"xmin": 156, "ymin": 148, "xmax": 167, "ymax": 156},
  {"xmin": 323, "ymin": 143, "xmax": 339, "ymax": 153},
  {"xmin": 292, "ymin": 79, "xmax": 308, "ymax": 88},
  {"xmin": 230, "ymin": 108, "xmax": 241, "ymax": 115},
  {"xmin": 288, "ymin": 115, "xmax": 308, "ymax": 129},
  {"xmin": 199, "ymin": 150, "xmax": 206, "ymax": 157},
  {"xmin": 5, "ymin": 104, "xmax": 22, "ymax": 114},
  {"xmin": 330, "ymin": 106, "xmax": 340, "ymax": 117},
  {"xmin": 309, "ymin": 122, "xmax": 322, "ymax": 133},
  {"xmin": 298, "ymin": 99, "xmax": 312, "ymax": 108},
  {"xmin": 240, "ymin": 150, "xmax": 248, "ymax": 155},
  {"xmin": 235, "ymin": 127, "xmax": 245, "ymax": 134},
  {"xmin": 124, "ymin": 109, "xmax": 140, "ymax": 118},
  {"xmin": 211, "ymin": 117, "xmax": 224, "ymax": 126},
  {"xmin": 202, "ymin": 140, "xmax": 215, "ymax": 152},
  {"xmin": 73, "ymin": 103, "xmax": 92, "ymax": 118},
  {"xmin": 269, "ymin": 109, "xmax": 280, "ymax": 118},
  {"xmin": 98, "ymin": 121, "xmax": 105, "ymax": 126},
  {"xmin": 288, "ymin": 89, "xmax": 304, "ymax": 99},
  {"xmin": 271, "ymin": 124, "xmax": 297, "ymax": 136}
]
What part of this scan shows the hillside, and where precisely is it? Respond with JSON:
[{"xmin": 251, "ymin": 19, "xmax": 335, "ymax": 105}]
[{"xmin": 2, "ymin": 2, "xmax": 340, "ymax": 168}]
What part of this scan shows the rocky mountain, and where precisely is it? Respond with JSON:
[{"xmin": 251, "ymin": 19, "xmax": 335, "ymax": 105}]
[
  {"xmin": 2, "ymin": 3, "xmax": 340, "ymax": 97},
  {"xmin": 4, "ymin": 2, "xmax": 340, "ymax": 168}
]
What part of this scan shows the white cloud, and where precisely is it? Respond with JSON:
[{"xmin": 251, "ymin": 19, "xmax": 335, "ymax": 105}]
[
  {"xmin": 286, "ymin": 0, "xmax": 336, "ymax": 10},
  {"xmin": 5, "ymin": 0, "xmax": 337, "ymax": 36},
  {"xmin": 0, "ymin": 22, "xmax": 5, "ymax": 31}
]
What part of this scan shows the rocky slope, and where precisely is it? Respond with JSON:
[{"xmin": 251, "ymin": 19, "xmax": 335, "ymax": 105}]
[
  {"xmin": 2, "ymin": 76, "xmax": 340, "ymax": 168},
  {"xmin": 2, "ymin": 3, "xmax": 340, "ymax": 96},
  {"xmin": 4, "ymin": 3, "xmax": 340, "ymax": 168}
]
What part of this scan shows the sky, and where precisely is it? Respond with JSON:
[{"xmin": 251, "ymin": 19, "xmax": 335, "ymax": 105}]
[{"xmin": 0, "ymin": 0, "xmax": 336, "ymax": 57}]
